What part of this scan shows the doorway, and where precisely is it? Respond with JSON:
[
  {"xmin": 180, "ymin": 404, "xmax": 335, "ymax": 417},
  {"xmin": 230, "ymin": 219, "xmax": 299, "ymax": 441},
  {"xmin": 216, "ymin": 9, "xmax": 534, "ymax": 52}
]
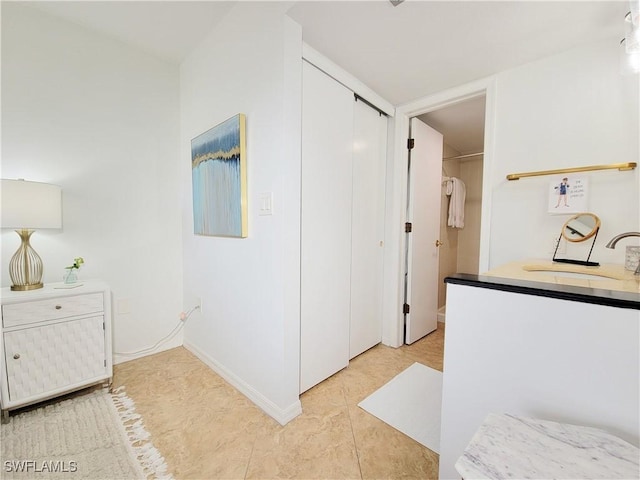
[
  {"xmin": 416, "ymin": 95, "xmax": 485, "ymax": 323},
  {"xmin": 383, "ymin": 79, "xmax": 495, "ymax": 349}
]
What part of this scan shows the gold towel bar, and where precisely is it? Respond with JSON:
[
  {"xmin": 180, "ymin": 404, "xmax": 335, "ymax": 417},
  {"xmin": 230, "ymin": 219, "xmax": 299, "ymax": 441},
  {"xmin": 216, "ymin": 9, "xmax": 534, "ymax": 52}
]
[{"xmin": 506, "ymin": 162, "xmax": 637, "ymax": 181}]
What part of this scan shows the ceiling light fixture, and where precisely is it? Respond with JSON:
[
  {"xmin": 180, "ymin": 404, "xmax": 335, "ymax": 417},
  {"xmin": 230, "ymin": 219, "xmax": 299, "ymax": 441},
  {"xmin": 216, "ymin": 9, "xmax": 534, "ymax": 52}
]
[{"xmin": 389, "ymin": 0, "xmax": 405, "ymax": 6}]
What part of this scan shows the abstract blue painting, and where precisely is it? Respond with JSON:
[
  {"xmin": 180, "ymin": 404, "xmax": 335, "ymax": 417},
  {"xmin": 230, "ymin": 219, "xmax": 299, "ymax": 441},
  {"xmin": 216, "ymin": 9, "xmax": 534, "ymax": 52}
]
[{"xmin": 191, "ymin": 114, "xmax": 247, "ymax": 237}]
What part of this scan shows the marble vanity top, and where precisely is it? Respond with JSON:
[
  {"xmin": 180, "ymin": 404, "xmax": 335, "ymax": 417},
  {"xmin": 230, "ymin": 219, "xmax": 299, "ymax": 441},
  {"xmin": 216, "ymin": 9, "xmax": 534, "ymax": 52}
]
[
  {"xmin": 455, "ymin": 413, "xmax": 640, "ymax": 479},
  {"xmin": 484, "ymin": 260, "xmax": 640, "ymax": 294}
]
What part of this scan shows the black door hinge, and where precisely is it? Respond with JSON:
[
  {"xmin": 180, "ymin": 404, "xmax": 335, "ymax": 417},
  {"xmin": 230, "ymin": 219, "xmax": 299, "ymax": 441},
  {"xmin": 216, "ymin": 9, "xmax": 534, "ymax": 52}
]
[
  {"xmin": 407, "ymin": 138, "xmax": 415, "ymax": 150},
  {"xmin": 405, "ymin": 222, "xmax": 412, "ymax": 233},
  {"xmin": 403, "ymin": 303, "xmax": 410, "ymax": 314}
]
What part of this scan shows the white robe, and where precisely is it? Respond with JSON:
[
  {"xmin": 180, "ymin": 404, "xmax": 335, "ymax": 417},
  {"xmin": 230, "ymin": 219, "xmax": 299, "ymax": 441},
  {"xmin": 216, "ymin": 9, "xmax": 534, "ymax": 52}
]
[{"xmin": 446, "ymin": 177, "xmax": 466, "ymax": 229}]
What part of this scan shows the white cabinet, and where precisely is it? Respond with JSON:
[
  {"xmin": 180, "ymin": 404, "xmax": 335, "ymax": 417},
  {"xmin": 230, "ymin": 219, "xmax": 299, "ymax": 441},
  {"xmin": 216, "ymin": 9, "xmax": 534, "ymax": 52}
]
[
  {"xmin": 0, "ymin": 281, "xmax": 112, "ymax": 422},
  {"xmin": 439, "ymin": 281, "xmax": 639, "ymax": 480}
]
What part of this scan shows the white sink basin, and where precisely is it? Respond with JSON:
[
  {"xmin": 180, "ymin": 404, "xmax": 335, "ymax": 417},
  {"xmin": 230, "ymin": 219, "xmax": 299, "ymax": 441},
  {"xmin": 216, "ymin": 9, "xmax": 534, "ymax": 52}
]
[
  {"xmin": 486, "ymin": 262, "xmax": 639, "ymax": 293},
  {"xmin": 520, "ymin": 264, "xmax": 623, "ymax": 281}
]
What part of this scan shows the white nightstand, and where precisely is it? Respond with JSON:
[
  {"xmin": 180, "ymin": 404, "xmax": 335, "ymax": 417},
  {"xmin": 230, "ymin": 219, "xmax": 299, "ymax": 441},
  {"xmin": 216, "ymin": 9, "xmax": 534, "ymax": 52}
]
[{"xmin": 0, "ymin": 280, "xmax": 113, "ymax": 423}]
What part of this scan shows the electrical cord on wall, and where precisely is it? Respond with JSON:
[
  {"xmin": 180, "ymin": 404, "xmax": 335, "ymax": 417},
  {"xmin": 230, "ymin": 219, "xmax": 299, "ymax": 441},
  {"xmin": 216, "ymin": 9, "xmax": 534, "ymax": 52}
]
[{"xmin": 114, "ymin": 305, "xmax": 200, "ymax": 357}]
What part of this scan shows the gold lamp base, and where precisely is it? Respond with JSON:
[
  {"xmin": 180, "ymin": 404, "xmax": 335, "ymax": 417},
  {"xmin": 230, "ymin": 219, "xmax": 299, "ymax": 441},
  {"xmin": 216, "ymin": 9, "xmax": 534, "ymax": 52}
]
[
  {"xmin": 9, "ymin": 229, "xmax": 44, "ymax": 291},
  {"xmin": 11, "ymin": 283, "xmax": 44, "ymax": 291}
]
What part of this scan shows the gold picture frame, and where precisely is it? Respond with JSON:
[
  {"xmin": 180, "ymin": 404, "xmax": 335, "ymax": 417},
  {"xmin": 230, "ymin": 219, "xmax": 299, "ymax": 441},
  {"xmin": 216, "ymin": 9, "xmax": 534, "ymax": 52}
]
[{"xmin": 191, "ymin": 114, "xmax": 247, "ymax": 238}]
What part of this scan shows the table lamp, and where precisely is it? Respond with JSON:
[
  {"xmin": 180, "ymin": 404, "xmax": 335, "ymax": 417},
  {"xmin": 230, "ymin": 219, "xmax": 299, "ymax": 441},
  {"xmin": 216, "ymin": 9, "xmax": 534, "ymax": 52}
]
[{"xmin": 1, "ymin": 179, "xmax": 62, "ymax": 291}]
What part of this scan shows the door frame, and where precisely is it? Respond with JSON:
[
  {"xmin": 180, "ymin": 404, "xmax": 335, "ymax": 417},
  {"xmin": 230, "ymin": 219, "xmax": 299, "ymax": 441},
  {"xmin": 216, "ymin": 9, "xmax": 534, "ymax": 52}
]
[{"xmin": 381, "ymin": 77, "xmax": 498, "ymax": 348}]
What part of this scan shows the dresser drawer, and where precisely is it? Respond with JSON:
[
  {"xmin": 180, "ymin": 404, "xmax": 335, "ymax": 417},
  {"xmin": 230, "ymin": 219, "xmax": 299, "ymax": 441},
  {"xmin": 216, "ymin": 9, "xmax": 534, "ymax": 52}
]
[{"xmin": 2, "ymin": 293, "xmax": 104, "ymax": 328}]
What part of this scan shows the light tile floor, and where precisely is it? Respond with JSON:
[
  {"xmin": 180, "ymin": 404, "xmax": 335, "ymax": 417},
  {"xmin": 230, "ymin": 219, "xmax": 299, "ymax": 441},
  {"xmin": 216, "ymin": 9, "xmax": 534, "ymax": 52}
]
[{"xmin": 113, "ymin": 323, "xmax": 445, "ymax": 480}]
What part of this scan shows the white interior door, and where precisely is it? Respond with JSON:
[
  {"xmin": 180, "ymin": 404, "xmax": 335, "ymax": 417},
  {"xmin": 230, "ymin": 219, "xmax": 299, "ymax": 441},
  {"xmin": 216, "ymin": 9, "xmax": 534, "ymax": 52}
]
[
  {"xmin": 300, "ymin": 62, "xmax": 353, "ymax": 393},
  {"xmin": 405, "ymin": 118, "xmax": 443, "ymax": 344},
  {"xmin": 349, "ymin": 99, "xmax": 387, "ymax": 359}
]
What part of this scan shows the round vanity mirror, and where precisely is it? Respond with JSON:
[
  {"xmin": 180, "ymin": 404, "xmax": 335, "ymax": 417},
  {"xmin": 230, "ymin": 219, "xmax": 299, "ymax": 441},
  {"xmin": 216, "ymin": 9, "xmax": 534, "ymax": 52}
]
[{"xmin": 561, "ymin": 213, "xmax": 601, "ymax": 242}]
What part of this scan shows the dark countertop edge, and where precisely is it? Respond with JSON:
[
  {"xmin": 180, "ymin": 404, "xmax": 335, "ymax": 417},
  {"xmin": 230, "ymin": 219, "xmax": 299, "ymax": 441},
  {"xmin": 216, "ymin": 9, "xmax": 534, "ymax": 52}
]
[{"xmin": 445, "ymin": 273, "xmax": 640, "ymax": 311}]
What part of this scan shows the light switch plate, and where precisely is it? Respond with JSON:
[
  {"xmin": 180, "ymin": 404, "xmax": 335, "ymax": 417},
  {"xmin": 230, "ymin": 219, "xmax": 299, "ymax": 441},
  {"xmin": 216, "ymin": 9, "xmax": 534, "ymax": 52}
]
[{"xmin": 258, "ymin": 192, "xmax": 273, "ymax": 216}]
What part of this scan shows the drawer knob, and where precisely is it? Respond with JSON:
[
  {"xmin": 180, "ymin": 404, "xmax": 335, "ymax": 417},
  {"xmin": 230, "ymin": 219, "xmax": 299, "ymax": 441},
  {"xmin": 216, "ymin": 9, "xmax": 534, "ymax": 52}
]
[
  {"xmin": 55, "ymin": 305, "xmax": 62, "ymax": 310},
  {"xmin": 13, "ymin": 354, "xmax": 20, "ymax": 360}
]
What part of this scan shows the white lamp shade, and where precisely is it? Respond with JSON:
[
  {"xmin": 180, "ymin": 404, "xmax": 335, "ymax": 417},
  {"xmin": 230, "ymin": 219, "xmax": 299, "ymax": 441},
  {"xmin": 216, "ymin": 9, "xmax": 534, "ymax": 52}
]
[{"xmin": 1, "ymin": 179, "xmax": 62, "ymax": 229}]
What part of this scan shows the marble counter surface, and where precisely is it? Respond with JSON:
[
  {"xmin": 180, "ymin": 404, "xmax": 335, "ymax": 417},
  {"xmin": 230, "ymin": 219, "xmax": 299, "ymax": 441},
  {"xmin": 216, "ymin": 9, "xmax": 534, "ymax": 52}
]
[
  {"xmin": 484, "ymin": 259, "xmax": 640, "ymax": 294},
  {"xmin": 455, "ymin": 413, "xmax": 640, "ymax": 480}
]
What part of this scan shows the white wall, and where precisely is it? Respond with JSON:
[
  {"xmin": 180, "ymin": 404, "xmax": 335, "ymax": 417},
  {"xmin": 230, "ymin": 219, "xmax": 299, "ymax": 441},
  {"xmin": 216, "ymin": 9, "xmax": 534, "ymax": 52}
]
[
  {"xmin": 1, "ymin": 4, "xmax": 183, "ymax": 362},
  {"xmin": 439, "ymin": 283, "xmax": 639, "ymax": 480},
  {"xmin": 388, "ymin": 36, "xmax": 638, "ymax": 345},
  {"xmin": 438, "ymin": 145, "xmax": 460, "ymax": 310},
  {"xmin": 180, "ymin": 3, "xmax": 302, "ymax": 424},
  {"xmin": 457, "ymin": 157, "xmax": 483, "ymax": 274},
  {"xmin": 488, "ymin": 38, "xmax": 639, "ymax": 269}
]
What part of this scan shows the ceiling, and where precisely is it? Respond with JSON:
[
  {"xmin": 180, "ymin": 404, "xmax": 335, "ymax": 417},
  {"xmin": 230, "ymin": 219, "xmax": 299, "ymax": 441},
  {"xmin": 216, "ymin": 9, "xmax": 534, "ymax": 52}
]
[
  {"xmin": 20, "ymin": 1, "xmax": 236, "ymax": 64},
  {"xmin": 418, "ymin": 95, "xmax": 486, "ymax": 155},
  {"xmin": 287, "ymin": 1, "xmax": 627, "ymax": 105},
  {"xmin": 20, "ymin": 1, "xmax": 629, "ymax": 153}
]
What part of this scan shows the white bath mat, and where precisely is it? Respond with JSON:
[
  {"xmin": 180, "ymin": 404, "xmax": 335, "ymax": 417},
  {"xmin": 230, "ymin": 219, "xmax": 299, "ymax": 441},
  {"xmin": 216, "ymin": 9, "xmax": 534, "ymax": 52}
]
[{"xmin": 358, "ymin": 362, "xmax": 443, "ymax": 453}]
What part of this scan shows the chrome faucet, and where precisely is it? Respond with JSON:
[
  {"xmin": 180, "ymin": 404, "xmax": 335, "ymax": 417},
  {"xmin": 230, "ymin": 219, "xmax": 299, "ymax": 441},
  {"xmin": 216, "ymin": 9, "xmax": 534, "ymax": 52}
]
[{"xmin": 605, "ymin": 232, "xmax": 640, "ymax": 275}]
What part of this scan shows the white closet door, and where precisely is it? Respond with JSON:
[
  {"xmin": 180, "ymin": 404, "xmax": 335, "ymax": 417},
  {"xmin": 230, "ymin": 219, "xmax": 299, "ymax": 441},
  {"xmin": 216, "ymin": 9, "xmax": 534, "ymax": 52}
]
[
  {"xmin": 300, "ymin": 62, "xmax": 354, "ymax": 393},
  {"xmin": 405, "ymin": 118, "xmax": 443, "ymax": 344},
  {"xmin": 349, "ymin": 100, "xmax": 387, "ymax": 359}
]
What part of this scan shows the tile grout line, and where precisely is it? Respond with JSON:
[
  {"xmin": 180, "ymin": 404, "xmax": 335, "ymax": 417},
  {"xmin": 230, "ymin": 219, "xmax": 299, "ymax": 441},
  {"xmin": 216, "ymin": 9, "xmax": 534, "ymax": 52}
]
[
  {"xmin": 342, "ymin": 377, "xmax": 364, "ymax": 480},
  {"xmin": 243, "ymin": 427, "xmax": 260, "ymax": 480}
]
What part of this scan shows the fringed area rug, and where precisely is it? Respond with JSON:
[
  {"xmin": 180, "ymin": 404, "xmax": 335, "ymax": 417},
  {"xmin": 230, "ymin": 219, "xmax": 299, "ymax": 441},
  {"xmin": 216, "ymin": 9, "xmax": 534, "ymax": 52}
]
[{"xmin": 0, "ymin": 387, "xmax": 172, "ymax": 479}]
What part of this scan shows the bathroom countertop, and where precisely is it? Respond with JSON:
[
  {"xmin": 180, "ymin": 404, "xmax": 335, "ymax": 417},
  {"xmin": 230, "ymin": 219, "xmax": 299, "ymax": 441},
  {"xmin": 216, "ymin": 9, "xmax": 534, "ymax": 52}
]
[
  {"xmin": 484, "ymin": 259, "xmax": 640, "ymax": 294},
  {"xmin": 445, "ymin": 267, "xmax": 640, "ymax": 310},
  {"xmin": 455, "ymin": 413, "xmax": 640, "ymax": 480}
]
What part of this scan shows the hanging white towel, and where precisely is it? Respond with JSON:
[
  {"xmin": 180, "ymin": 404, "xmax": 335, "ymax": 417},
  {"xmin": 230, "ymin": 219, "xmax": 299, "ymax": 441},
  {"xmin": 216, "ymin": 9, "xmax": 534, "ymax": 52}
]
[{"xmin": 446, "ymin": 177, "xmax": 466, "ymax": 228}]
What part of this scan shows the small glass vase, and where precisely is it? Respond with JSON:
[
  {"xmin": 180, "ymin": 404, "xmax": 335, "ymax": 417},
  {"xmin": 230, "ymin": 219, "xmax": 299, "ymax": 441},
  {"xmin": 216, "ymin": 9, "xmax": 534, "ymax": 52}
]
[{"xmin": 63, "ymin": 269, "xmax": 78, "ymax": 284}]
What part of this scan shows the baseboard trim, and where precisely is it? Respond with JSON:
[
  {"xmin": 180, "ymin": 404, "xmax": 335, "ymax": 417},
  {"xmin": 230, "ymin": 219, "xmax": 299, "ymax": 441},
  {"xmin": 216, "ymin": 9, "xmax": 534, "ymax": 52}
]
[{"xmin": 183, "ymin": 340, "xmax": 302, "ymax": 426}]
